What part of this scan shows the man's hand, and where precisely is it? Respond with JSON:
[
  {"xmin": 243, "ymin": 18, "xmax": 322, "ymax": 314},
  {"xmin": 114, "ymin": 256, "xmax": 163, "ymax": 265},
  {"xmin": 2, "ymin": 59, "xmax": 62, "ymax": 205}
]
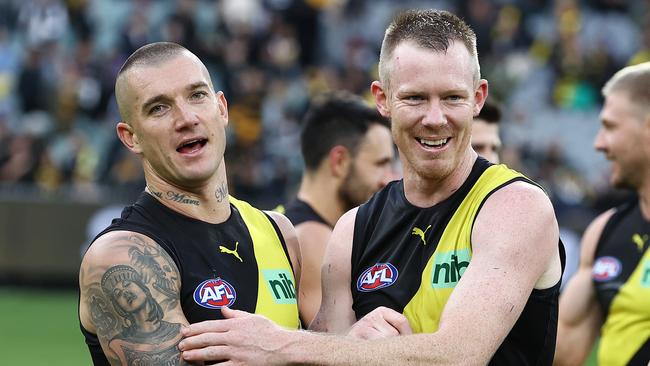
[
  {"xmin": 179, "ymin": 307, "xmax": 294, "ymax": 365},
  {"xmin": 347, "ymin": 306, "xmax": 412, "ymax": 340}
]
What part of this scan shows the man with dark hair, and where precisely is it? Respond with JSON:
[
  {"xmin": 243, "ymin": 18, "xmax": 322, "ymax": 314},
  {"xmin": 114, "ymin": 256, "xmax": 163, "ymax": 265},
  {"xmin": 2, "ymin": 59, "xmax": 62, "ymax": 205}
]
[
  {"xmin": 555, "ymin": 62, "xmax": 650, "ymax": 366},
  {"xmin": 78, "ymin": 42, "xmax": 302, "ymax": 365},
  {"xmin": 179, "ymin": 9, "xmax": 564, "ymax": 365},
  {"xmin": 281, "ymin": 92, "xmax": 394, "ymax": 325},
  {"xmin": 472, "ymin": 99, "xmax": 502, "ymax": 163}
]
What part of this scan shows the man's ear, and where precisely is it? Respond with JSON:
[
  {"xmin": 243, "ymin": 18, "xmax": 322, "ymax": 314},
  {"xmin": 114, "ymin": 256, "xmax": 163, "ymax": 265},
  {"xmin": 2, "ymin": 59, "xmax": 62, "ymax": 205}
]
[
  {"xmin": 473, "ymin": 79, "xmax": 489, "ymax": 116},
  {"xmin": 328, "ymin": 145, "xmax": 351, "ymax": 179},
  {"xmin": 116, "ymin": 122, "xmax": 142, "ymax": 154},
  {"xmin": 216, "ymin": 90, "xmax": 229, "ymax": 127},
  {"xmin": 371, "ymin": 80, "xmax": 390, "ymax": 118}
]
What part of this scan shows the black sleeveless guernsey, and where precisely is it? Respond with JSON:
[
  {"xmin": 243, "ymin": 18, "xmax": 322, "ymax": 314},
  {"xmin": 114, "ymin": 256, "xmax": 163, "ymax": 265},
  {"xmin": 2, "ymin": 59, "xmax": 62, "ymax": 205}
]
[
  {"xmin": 351, "ymin": 158, "xmax": 565, "ymax": 365},
  {"xmin": 283, "ymin": 198, "xmax": 330, "ymax": 227},
  {"xmin": 80, "ymin": 192, "xmax": 299, "ymax": 365},
  {"xmin": 593, "ymin": 199, "xmax": 650, "ymax": 365}
]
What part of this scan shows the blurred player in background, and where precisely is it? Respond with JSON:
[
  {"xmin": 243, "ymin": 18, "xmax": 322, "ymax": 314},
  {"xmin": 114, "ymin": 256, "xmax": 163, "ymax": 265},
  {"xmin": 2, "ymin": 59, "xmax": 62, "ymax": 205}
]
[
  {"xmin": 555, "ymin": 62, "xmax": 650, "ymax": 365},
  {"xmin": 280, "ymin": 92, "xmax": 395, "ymax": 325}
]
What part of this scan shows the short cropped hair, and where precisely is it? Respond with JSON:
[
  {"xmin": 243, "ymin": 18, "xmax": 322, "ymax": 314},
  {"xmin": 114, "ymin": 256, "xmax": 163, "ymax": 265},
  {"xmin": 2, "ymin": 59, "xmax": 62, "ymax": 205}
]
[
  {"xmin": 475, "ymin": 100, "xmax": 502, "ymax": 124},
  {"xmin": 602, "ymin": 62, "xmax": 650, "ymax": 115},
  {"xmin": 300, "ymin": 92, "xmax": 390, "ymax": 171},
  {"xmin": 117, "ymin": 42, "xmax": 189, "ymax": 80},
  {"xmin": 378, "ymin": 9, "xmax": 480, "ymax": 89},
  {"xmin": 115, "ymin": 42, "xmax": 195, "ymax": 121}
]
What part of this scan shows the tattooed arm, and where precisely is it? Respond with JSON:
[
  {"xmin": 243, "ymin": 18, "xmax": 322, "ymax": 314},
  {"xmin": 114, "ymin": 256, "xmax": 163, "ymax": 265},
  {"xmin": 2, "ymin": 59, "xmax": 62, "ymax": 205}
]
[{"xmin": 79, "ymin": 230, "xmax": 194, "ymax": 366}]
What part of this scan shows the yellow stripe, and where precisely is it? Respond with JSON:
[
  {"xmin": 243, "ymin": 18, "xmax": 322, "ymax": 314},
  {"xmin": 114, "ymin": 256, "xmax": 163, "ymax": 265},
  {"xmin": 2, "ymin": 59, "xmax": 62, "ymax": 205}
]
[
  {"xmin": 599, "ymin": 248, "xmax": 650, "ymax": 365},
  {"xmin": 229, "ymin": 196, "xmax": 300, "ymax": 329},
  {"xmin": 403, "ymin": 165, "xmax": 524, "ymax": 332}
]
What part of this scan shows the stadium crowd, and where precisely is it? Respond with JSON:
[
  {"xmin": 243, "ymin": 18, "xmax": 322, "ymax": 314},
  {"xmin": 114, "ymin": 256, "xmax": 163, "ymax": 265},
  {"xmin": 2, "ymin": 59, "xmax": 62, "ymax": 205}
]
[{"xmin": 0, "ymin": 0, "xmax": 647, "ymax": 234}]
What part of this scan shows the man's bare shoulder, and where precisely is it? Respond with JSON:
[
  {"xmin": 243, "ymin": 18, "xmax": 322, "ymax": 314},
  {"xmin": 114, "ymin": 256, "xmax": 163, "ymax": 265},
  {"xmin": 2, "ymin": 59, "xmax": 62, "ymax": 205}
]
[
  {"xmin": 294, "ymin": 221, "xmax": 332, "ymax": 246},
  {"xmin": 485, "ymin": 180, "xmax": 554, "ymax": 214},
  {"xmin": 473, "ymin": 180, "xmax": 561, "ymax": 288},
  {"xmin": 265, "ymin": 211, "xmax": 302, "ymax": 274},
  {"xmin": 578, "ymin": 208, "xmax": 617, "ymax": 266},
  {"xmin": 79, "ymin": 230, "xmax": 188, "ymax": 365},
  {"xmin": 474, "ymin": 180, "xmax": 558, "ymax": 247}
]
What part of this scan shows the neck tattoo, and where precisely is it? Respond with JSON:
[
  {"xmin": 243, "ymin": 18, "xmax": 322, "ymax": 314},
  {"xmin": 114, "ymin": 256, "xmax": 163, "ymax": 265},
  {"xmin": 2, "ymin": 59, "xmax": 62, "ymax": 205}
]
[
  {"xmin": 147, "ymin": 186, "xmax": 200, "ymax": 206},
  {"xmin": 215, "ymin": 182, "xmax": 228, "ymax": 202}
]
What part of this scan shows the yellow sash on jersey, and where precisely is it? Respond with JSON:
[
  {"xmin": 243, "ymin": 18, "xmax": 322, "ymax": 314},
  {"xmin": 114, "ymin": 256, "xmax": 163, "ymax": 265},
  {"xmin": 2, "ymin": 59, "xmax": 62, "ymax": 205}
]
[
  {"xmin": 599, "ymin": 247, "xmax": 650, "ymax": 365},
  {"xmin": 229, "ymin": 196, "xmax": 300, "ymax": 329},
  {"xmin": 402, "ymin": 165, "xmax": 525, "ymax": 332}
]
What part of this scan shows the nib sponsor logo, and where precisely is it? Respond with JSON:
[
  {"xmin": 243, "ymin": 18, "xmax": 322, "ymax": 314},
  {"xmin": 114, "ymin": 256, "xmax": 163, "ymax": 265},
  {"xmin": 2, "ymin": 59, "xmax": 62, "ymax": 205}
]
[
  {"xmin": 263, "ymin": 269, "xmax": 297, "ymax": 304},
  {"xmin": 431, "ymin": 249, "xmax": 471, "ymax": 289},
  {"xmin": 193, "ymin": 278, "xmax": 237, "ymax": 309},
  {"xmin": 357, "ymin": 263, "xmax": 399, "ymax": 292}
]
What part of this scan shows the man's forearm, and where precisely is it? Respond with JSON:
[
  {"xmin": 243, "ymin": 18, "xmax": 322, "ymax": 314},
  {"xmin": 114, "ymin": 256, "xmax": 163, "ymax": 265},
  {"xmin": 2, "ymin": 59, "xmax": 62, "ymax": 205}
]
[{"xmin": 280, "ymin": 330, "xmax": 486, "ymax": 366}]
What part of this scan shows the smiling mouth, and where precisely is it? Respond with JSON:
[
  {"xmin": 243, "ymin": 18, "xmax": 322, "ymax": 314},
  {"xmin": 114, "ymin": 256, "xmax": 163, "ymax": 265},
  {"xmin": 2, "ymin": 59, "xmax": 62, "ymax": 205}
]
[
  {"xmin": 417, "ymin": 137, "xmax": 449, "ymax": 149},
  {"xmin": 177, "ymin": 139, "xmax": 208, "ymax": 154}
]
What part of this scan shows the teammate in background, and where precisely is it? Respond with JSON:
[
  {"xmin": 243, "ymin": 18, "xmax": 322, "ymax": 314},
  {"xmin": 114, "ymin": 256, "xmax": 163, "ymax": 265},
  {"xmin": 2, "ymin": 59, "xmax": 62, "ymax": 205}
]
[
  {"xmin": 471, "ymin": 99, "xmax": 502, "ymax": 163},
  {"xmin": 78, "ymin": 42, "xmax": 301, "ymax": 365},
  {"xmin": 282, "ymin": 92, "xmax": 395, "ymax": 325},
  {"xmin": 179, "ymin": 9, "xmax": 564, "ymax": 365},
  {"xmin": 555, "ymin": 62, "xmax": 650, "ymax": 365}
]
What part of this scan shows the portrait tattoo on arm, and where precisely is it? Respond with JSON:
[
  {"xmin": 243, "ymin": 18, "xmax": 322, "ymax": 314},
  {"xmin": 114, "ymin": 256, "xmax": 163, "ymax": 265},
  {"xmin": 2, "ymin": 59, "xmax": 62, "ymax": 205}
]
[{"xmin": 83, "ymin": 235, "xmax": 190, "ymax": 365}]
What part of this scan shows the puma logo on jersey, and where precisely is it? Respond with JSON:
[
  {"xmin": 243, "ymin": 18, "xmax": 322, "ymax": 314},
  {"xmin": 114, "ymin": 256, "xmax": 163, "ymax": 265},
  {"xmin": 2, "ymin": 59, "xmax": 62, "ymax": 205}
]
[
  {"xmin": 412, "ymin": 225, "xmax": 432, "ymax": 245},
  {"xmin": 632, "ymin": 233, "xmax": 648, "ymax": 252},
  {"xmin": 219, "ymin": 242, "xmax": 243, "ymax": 262}
]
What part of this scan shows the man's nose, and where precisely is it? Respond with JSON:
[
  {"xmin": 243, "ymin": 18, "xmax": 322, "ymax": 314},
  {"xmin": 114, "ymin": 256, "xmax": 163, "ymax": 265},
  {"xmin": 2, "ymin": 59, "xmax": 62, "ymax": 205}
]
[
  {"xmin": 174, "ymin": 103, "xmax": 200, "ymax": 129},
  {"xmin": 421, "ymin": 100, "xmax": 445, "ymax": 127},
  {"xmin": 593, "ymin": 129, "xmax": 607, "ymax": 153}
]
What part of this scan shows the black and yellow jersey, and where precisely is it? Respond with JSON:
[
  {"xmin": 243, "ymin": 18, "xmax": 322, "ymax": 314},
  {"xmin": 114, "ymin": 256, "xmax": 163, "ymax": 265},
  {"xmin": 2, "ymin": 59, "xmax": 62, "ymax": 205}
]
[
  {"xmin": 351, "ymin": 157, "xmax": 565, "ymax": 365},
  {"xmin": 81, "ymin": 192, "xmax": 299, "ymax": 364},
  {"xmin": 593, "ymin": 199, "xmax": 650, "ymax": 365}
]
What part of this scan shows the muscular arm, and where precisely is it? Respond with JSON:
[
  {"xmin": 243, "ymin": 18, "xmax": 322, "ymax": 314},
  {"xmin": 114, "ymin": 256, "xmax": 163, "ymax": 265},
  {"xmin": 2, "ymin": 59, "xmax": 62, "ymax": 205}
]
[
  {"xmin": 309, "ymin": 208, "xmax": 357, "ymax": 333},
  {"xmin": 293, "ymin": 222, "xmax": 332, "ymax": 327},
  {"xmin": 554, "ymin": 210, "xmax": 612, "ymax": 365},
  {"xmin": 79, "ymin": 231, "xmax": 192, "ymax": 365}
]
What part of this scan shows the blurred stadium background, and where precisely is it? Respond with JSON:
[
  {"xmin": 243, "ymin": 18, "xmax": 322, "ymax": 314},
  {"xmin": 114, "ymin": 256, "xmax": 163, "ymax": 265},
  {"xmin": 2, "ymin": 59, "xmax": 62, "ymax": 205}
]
[{"xmin": 1, "ymin": 0, "xmax": 647, "ymax": 363}]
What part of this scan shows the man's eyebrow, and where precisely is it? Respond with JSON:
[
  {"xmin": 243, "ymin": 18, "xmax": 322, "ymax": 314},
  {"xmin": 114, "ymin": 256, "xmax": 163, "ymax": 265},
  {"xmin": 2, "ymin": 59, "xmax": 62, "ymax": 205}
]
[{"xmin": 187, "ymin": 81, "xmax": 210, "ymax": 91}]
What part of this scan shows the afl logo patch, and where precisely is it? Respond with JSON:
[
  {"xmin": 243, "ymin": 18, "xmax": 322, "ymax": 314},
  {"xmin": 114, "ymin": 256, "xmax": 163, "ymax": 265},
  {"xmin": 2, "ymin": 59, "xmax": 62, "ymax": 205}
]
[
  {"xmin": 357, "ymin": 263, "xmax": 399, "ymax": 292},
  {"xmin": 193, "ymin": 278, "xmax": 237, "ymax": 309},
  {"xmin": 592, "ymin": 256, "xmax": 622, "ymax": 282}
]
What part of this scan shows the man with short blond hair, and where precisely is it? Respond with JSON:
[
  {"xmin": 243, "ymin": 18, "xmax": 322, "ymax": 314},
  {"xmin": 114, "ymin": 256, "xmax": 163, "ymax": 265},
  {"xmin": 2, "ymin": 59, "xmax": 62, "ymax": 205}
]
[{"xmin": 555, "ymin": 62, "xmax": 650, "ymax": 366}]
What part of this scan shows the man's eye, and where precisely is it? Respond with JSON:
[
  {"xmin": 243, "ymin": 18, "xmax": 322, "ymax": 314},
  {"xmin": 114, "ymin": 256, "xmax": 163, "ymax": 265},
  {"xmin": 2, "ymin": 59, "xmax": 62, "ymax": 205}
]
[
  {"xmin": 191, "ymin": 91, "xmax": 208, "ymax": 100},
  {"xmin": 149, "ymin": 105, "xmax": 164, "ymax": 114}
]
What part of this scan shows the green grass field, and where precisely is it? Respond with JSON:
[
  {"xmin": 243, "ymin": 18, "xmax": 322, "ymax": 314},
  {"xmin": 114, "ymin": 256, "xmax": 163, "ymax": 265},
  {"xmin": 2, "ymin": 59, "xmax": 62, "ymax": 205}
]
[
  {"xmin": 0, "ymin": 287, "xmax": 91, "ymax": 365},
  {"xmin": 0, "ymin": 286, "xmax": 598, "ymax": 365}
]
